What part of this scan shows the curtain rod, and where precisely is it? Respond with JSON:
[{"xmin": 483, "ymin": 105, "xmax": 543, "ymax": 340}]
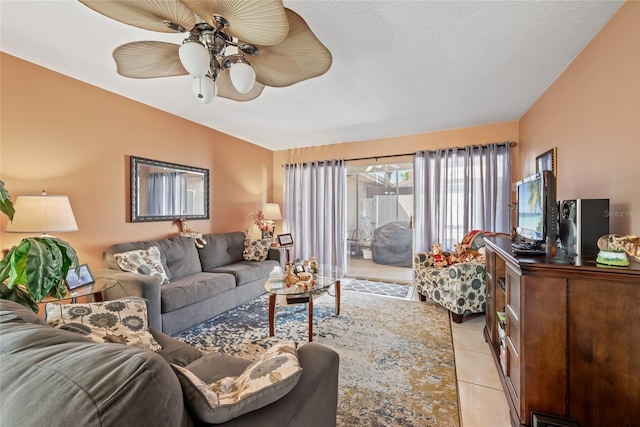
[
  {"xmin": 343, "ymin": 141, "xmax": 517, "ymax": 163},
  {"xmin": 281, "ymin": 141, "xmax": 517, "ymax": 166}
]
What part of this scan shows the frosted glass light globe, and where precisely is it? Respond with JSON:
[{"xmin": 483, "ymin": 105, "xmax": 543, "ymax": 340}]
[
  {"xmin": 179, "ymin": 42, "xmax": 210, "ymax": 77},
  {"xmin": 230, "ymin": 62, "xmax": 256, "ymax": 94}
]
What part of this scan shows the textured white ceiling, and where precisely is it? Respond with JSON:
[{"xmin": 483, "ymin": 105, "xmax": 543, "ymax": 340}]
[{"xmin": 0, "ymin": 1, "xmax": 623, "ymax": 151}]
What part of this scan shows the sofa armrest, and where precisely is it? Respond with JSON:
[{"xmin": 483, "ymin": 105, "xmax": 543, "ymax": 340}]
[
  {"xmin": 267, "ymin": 247, "xmax": 286, "ymax": 268},
  {"xmin": 94, "ymin": 269, "xmax": 163, "ymax": 331}
]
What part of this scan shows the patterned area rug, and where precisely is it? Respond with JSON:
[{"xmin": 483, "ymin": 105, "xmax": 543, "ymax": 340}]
[
  {"xmin": 342, "ymin": 278, "xmax": 411, "ymax": 298},
  {"xmin": 175, "ymin": 291, "xmax": 459, "ymax": 427}
]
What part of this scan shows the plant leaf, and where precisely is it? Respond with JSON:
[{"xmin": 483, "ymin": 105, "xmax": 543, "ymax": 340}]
[
  {"xmin": 0, "ymin": 283, "xmax": 38, "ymax": 312},
  {"xmin": 25, "ymin": 238, "xmax": 62, "ymax": 301},
  {"xmin": 0, "ymin": 180, "xmax": 15, "ymax": 222},
  {"xmin": 0, "ymin": 248, "xmax": 15, "ymax": 284},
  {"xmin": 51, "ymin": 237, "xmax": 78, "ymax": 274},
  {"xmin": 7, "ymin": 240, "xmax": 30, "ymax": 287},
  {"xmin": 0, "ymin": 237, "xmax": 78, "ymax": 304}
]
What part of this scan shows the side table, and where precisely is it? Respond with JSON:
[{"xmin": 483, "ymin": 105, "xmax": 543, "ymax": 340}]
[{"xmin": 42, "ymin": 278, "xmax": 118, "ymax": 304}]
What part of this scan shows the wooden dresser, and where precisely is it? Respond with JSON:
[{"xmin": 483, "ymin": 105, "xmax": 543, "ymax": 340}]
[{"xmin": 483, "ymin": 238, "xmax": 640, "ymax": 427}]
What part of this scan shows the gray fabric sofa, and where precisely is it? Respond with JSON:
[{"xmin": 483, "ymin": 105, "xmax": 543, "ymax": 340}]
[
  {"xmin": 97, "ymin": 232, "xmax": 285, "ymax": 336},
  {"xmin": 0, "ymin": 299, "xmax": 340, "ymax": 427}
]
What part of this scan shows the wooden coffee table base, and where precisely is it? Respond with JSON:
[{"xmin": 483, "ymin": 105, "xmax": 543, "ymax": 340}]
[{"xmin": 268, "ymin": 280, "xmax": 340, "ymax": 342}]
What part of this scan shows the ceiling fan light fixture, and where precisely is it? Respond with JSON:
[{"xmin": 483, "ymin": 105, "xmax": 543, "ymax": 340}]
[
  {"xmin": 229, "ymin": 60, "xmax": 256, "ymax": 94},
  {"xmin": 80, "ymin": 1, "xmax": 332, "ymax": 102},
  {"xmin": 178, "ymin": 41, "xmax": 210, "ymax": 77},
  {"xmin": 192, "ymin": 76, "xmax": 216, "ymax": 104}
]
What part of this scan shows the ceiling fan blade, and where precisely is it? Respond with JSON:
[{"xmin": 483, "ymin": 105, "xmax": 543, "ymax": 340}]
[
  {"xmin": 249, "ymin": 8, "xmax": 332, "ymax": 88},
  {"xmin": 113, "ymin": 42, "xmax": 188, "ymax": 78},
  {"xmin": 216, "ymin": 71, "xmax": 264, "ymax": 101},
  {"xmin": 183, "ymin": 0, "xmax": 288, "ymax": 46},
  {"xmin": 79, "ymin": 0, "xmax": 196, "ymax": 33}
]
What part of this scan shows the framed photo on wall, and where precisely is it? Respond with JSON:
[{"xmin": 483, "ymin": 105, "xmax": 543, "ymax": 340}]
[
  {"xmin": 65, "ymin": 264, "xmax": 95, "ymax": 290},
  {"xmin": 536, "ymin": 147, "xmax": 557, "ymax": 176}
]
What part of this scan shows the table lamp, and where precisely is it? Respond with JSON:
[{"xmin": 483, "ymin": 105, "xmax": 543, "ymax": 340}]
[
  {"xmin": 262, "ymin": 203, "xmax": 282, "ymax": 240},
  {"xmin": 5, "ymin": 191, "xmax": 78, "ymax": 236}
]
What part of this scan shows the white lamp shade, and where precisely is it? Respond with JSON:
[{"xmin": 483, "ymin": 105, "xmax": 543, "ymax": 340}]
[
  {"xmin": 5, "ymin": 194, "xmax": 78, "ymax": 233},
  {"xmin": 262, "ymin": 203, "xmax": 282, "ymax": 220},
  {"xmin": 179, "ymin": 41, "xmax": 210, "ymax": 77},
  {"xmin": 230, "ymin": 62, "xmax": 256, "ymax": 94},
  {"xmin": 192, "ymin": 76, "xmax": 216, "ymax": 104}
]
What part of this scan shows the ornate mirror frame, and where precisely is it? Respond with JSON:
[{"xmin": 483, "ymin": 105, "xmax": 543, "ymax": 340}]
[{"xmin": 130, "ymin": 156, "xmax": 209, "ymax": 223}]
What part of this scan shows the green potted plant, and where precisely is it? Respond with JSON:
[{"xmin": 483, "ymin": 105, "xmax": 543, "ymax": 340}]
[{"xmin": 0, "ymin": 180, "xmax": 79, "ymax": 312}]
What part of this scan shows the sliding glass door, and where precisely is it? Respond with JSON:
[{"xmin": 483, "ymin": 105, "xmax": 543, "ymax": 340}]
[{"xmin": 345, "ymin": 163, "xmax": 414, "ymax": 283}]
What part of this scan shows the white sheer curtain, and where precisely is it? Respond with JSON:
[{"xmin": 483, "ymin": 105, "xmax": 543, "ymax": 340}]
[
  {"xmin": 413, "ymin": 143, "xmax": 512, "ymax": 253},
  {"xmin": 283, "ymin": 160, "xmax": 346, "ymax": 271},
  {"xmin": 147, "ymin": 172, "xmax": 186, "ymax": 216}
]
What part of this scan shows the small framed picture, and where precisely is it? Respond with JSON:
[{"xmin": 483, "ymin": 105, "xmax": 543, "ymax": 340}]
[
  {"xmin": 536, "ymin": 147, "xmax": 557, "ymax": 176},
  {"xmin": 277, "ymin": 233, "xmax": 294, "ymax": 246},
  {"xmin": 65, "ymin": 264, "xmax": 95, "ymax": 290},
  {"xmin": 292, "ymin": 260, "xmax": 306, "ymax": 275}
]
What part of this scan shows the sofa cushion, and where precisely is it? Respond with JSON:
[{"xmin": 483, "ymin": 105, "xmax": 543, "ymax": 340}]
[
  {"xmin": 0, "ymin": 300, "xmax": 49, "ymax": 326},
  {"xmin": 0, "ymin": 316, "xmax": 184, "ymax": 427},
  {"xmin": 198, "ymin": 232, "xmax": 246, "ymax": 270},
  {"xmin": 106, "ymin": 236, "xmax": 202, "ymax": 281},
  {"xmin": 159, "ymin": 236, "xmax": 204, "ymax": 279},
  {"xmin": 114, "ymin": 246, "xmax": 170, "ymax": 284},
  {"xmin": 160, "ymin": 272, "xmax": 236, "ymax": 313},
  {"xmin": 209, "ymin": 260, "xmax": 279, "ymax": 286},
  {"xmin": 243, "ymin": 238, "xmax": 272, "ymax": 261},
  {"xmin": 186, "ymin": 352, "xmax": 252, "ymax": 383},
  {"xmin": 151, "ymin": 328, "xmax": 203, "ymax": 367},
  {"xmin": 45, "ymin": 298, "xmax": 162, "ymax": 352},
  {"xmin": 171, "ymin": 341, "xmax": 302, "ymax": 424}
]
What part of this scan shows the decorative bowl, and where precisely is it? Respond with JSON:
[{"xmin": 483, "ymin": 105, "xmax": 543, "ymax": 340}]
[{"xmin": 297, "ymin": 272, "xmax": 312, "ymax": 281}]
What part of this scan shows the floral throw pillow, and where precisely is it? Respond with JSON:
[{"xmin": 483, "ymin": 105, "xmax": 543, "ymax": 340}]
[
  {"xmin": 242, "ymin": 239, "xmax": 271, "ymax": 261},
  {"xmin": 114, "ymin": 246, "xmax": 169, "ymax": 284},
  {"xmin": 45, "ymin": 298, "xmax": 162, "ymax": 352},
  {"xmin": 171, "ymin": 341, "xmax": 302, "ymax": 424}
]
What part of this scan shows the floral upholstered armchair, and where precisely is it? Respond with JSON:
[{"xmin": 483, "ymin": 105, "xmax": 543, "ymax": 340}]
[{"xmin": 414, "ymin": 231, "xmax": 509, "ymax": 323}]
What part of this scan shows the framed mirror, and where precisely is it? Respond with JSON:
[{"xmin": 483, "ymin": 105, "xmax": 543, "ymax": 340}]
[{"xmin": 130, "ymin": 156, "xmax": 209, "ymax": 222}]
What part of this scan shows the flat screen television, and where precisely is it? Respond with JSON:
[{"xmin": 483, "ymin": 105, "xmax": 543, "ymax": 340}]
[{"xmin": 515, "ymin": 170, "xmax": 558, "ymax": 244}]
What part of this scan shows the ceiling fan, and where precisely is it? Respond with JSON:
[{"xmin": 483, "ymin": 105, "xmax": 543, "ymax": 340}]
[{"xmin": 79, "ymin": 0, "xmax": 332, "ymax": 103}]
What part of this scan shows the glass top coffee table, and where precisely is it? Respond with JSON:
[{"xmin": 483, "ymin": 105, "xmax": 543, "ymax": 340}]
[{"xmin": 264, "ymin": 268, "xmax": 341, "ymax": 342}]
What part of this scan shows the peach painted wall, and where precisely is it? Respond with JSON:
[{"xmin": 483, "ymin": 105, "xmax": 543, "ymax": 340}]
[
  {"xmin": 519, "ymin": 1, "xmax": 639, "ymax": 235},
  {"xmin": 0, "ymin": 53, "xmax": 274, "ymax": 270}
]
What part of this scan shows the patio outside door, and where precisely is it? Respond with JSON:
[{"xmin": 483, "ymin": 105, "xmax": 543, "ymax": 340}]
[{"xmin": 345, "ymin": 163, "xmax": 414, "ymax": 283}]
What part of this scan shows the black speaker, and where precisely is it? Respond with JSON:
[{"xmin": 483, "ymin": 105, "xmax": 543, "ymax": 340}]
[{"xmin": 558, "ymin": 199, "xmax": 609, "ymax": 257}]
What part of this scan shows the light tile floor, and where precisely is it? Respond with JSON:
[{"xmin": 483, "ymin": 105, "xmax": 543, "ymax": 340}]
[{"xmin": 451, "ymin": 314, "xmax": 511, "ymax": 427}]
